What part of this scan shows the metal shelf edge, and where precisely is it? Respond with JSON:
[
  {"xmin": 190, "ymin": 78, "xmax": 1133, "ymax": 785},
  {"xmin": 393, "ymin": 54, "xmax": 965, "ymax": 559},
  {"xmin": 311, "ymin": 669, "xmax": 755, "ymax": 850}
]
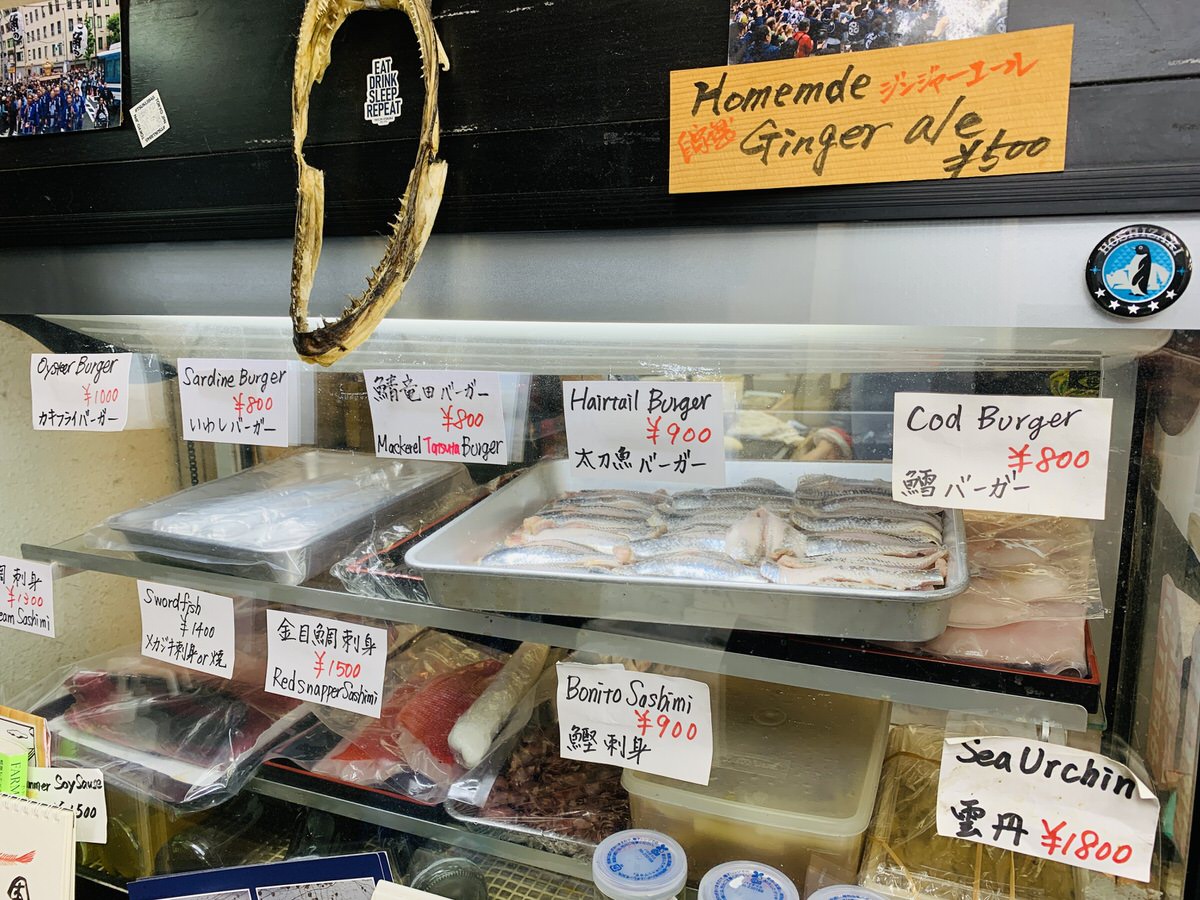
[
  {"xmin": 24, "ymin": 536, "xmax": 1090, "ymax": 731},
  {"xmin": 245, "ymin": 773, "xmax": 592, "ymax": 882}
]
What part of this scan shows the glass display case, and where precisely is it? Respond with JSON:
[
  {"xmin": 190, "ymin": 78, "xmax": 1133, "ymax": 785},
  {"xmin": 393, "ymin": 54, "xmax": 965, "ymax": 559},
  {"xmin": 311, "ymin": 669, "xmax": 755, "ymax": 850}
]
[{"xmin": 1, "ymin": 213, "xmax": 1199, "ymax": 898}]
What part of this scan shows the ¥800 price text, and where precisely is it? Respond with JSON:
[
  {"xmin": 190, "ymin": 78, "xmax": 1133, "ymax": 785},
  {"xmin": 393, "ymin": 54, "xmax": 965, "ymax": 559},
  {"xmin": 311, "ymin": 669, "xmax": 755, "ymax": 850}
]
[{"xmin": 1007, "ymin": 443, "xmax": 1091, "ymax": 475}]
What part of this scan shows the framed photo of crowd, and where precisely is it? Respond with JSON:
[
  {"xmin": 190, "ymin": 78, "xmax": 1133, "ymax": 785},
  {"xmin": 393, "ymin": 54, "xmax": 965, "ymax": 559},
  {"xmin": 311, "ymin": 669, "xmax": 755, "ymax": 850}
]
[
  {"xmin": 2, "ymin": 0, "xmax": 128, "ymax": 138},
  {"xmin": 728, "ymin": 0, "xmax": 1008, "ymax": 64}
]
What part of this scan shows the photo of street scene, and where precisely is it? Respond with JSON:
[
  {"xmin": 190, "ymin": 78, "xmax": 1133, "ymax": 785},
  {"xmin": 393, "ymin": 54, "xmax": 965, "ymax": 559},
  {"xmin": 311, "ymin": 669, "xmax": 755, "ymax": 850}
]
[
  {"xmin": 729, "ymin": 0, "xmax": 1008, "ymax": 64},
  {"xmin": 2, "ymin": 0, "xmax": 123, "ymax": 136}
]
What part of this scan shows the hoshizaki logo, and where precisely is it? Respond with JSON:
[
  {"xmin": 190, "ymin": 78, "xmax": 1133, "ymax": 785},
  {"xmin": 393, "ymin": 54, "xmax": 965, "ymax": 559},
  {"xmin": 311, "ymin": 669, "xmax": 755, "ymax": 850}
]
[{"xmin": 1087, "ymin": 225, "xmax": 1191, "ymax": 318}]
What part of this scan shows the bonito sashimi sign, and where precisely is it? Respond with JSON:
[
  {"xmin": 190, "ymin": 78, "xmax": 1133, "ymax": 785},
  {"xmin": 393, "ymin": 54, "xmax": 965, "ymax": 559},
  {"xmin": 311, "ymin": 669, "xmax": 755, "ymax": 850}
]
[{"xmin": 669, "ymin": 25, "xmax": 1072, "ymax": 193}]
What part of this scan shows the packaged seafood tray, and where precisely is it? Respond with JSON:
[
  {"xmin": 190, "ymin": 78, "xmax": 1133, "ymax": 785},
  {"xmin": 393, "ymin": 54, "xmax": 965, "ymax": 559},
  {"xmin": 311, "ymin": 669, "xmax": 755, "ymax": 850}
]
[
  {"xmin": 407, "ymin": 460, "xmax": 968, "ymax": 641},
  {"xmin": 96, "ymin": 450, "xmax": 473, "ymax": 585}
]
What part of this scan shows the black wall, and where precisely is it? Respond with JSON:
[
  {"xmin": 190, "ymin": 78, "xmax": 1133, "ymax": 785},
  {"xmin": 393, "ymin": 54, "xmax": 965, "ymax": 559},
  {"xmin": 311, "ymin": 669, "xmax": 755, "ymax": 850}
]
[{"xmin": 1, "ymin": 0, "xmax": 1198, "ymax": 245}]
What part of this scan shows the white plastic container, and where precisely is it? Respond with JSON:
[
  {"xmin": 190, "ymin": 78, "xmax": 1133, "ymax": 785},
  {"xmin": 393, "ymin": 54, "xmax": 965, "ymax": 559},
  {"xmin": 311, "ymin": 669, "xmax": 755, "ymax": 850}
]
[
  {"xmin": 592, "ymin": 829, "xmax": 688, "ymax": 900},
  {"xmin": 806, "ymin": 888, "xmax": 889, "ymax": 900},
  {"xmin": 623, "ymin": 678, "xmax": 890, "ymax": 888},
  {"xmin": 698, "ymin": 861, "xmax": 800, "ymax": 900}
]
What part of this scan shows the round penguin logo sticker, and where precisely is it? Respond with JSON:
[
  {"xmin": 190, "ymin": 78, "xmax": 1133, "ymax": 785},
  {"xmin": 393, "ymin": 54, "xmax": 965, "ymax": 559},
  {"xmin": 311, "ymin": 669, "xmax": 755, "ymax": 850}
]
[{"xmin": 1087, "ymin": 224, "xmax": 1191, "ymax": 318}]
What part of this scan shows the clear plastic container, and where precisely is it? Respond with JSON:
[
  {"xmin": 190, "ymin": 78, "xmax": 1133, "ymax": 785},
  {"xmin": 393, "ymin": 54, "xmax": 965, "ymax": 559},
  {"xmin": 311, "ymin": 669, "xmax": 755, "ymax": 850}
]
[
  {"xmin": 623, "ymin": 678, "xmax": 889, "ymax": 888},
  {"xmin": 698, "ymin": 861, "xmax": 800, "ymax": 900},
  {"xmin": 592, "ymin": 829, "xmax": 688, "ymax": 900}
]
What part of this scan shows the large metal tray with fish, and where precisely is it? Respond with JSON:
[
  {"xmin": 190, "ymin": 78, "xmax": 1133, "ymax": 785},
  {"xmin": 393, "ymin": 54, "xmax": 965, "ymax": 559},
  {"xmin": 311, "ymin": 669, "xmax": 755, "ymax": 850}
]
[{"xmin": 407, "ymin": 460, "xmax": 968, "ymax": 640}]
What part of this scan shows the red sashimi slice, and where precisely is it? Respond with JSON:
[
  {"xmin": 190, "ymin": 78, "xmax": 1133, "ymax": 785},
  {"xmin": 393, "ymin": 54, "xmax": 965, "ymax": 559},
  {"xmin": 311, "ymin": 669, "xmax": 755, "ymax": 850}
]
[{"xmin": 396, "ymin": 659, "xmax": 503, "ymax": 764}]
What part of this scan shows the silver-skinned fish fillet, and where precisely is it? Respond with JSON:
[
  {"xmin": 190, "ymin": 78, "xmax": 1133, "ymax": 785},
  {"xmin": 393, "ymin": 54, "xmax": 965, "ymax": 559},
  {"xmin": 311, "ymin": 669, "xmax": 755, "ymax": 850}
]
[{"xmin": 290, "ymin": 0, "xmax": 449, "ymax": 366}]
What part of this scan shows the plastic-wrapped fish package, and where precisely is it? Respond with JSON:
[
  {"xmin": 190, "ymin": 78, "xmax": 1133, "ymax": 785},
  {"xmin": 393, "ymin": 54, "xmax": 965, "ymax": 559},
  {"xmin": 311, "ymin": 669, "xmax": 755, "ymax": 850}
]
[
  {"xmin": 951, "ymin": 513, "xmax": 1103, "ymax": 629},
  {"xmin": 331, "ymin": 479, "xmax": 489, "ymax": 604},
  {"xmin": 859, "ymin": 724, "xmax": 1080, "ymax": 900},
  {"xmin": 277, "ymin": 631, "xmax": 549, "ymax": 805},
  {"xmin": 446, "ymin": 663, "xmax": 631, "ymax": 859},
  {"xmin": 16, "ymin": 647, "xmax": 313, "ymax": 810},
  {"xmin": 888, "ymin": 512, "xmax": 1102, "ymax": 674}
]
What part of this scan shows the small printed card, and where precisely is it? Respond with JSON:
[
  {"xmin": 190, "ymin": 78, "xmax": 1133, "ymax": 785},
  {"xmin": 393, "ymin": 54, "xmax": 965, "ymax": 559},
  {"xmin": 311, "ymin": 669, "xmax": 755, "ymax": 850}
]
[
  {"xmin": 138, "ymin": 580, "xmax": 236, "ymax": 678},
  {"xmin": 556, "ymin": 662, "xmax": 713, "ymax": 785},
  {"xmin": 562, "ymin": 381, "xmax": 726, "ymax": 486},
  {"xmin": 892, "ymin": 392, "xmax": 1113, "ymax": 519},
  {"xmin": 937, "ymin": 736, "xmax": 1158, "ymax": 882},
  {"xmin": 265, "ymin": 610, "xmax": 387, "ymax": 718},
  {"xmin": 31, "ymin": 353, "xmax": 131, "ymax": 432}
]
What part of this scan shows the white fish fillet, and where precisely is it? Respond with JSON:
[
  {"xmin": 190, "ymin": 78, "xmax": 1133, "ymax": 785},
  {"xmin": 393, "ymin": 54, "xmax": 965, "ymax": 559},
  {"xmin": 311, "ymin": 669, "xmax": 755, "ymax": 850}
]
[{"xmin": 448, "ymin": 642, "xmax": 550, "ymax": 768}]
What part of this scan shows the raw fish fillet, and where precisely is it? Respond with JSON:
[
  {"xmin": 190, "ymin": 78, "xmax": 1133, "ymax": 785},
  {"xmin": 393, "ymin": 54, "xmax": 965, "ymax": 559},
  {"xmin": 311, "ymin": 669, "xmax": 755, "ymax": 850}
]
[
  {"xmin": 397, "ymin": 659, "xmax": 503, "ymax": 764},
  {"xmin": 917, "ymin": 619, "xmax": 1087, "ymax": 675}
]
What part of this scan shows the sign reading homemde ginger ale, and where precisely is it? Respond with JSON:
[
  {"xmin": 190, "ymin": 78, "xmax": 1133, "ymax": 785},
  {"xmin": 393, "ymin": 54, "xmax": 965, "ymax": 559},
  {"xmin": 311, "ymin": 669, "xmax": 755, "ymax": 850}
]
[{"xmin": 669, "ymin": 25, "xmax": 1073, "ymax": 194}]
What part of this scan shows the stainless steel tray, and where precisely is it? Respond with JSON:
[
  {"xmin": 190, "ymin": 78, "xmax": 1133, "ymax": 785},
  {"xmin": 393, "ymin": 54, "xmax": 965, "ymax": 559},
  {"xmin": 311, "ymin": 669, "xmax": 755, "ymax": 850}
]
[
  {"xmin": 407, "ymin": 460, "xmax": 967, "ymax": 641},
  {"xmin": 104, "ymin": 450, "xmax": 470, "ymax": 585}
]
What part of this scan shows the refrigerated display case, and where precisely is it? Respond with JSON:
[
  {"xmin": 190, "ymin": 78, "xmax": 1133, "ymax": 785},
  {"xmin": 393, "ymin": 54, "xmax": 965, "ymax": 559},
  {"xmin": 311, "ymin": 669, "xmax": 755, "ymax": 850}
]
[{"xmin": 0, "ymin": 211, "xmax": 1199, "ymax": 899}]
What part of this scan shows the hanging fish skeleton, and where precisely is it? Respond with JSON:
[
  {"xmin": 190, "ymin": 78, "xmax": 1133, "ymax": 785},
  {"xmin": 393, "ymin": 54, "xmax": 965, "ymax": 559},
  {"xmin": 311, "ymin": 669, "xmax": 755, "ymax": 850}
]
[{"xmin": 291, "ymin": 0, "xmax": 448, "ymax": 366}]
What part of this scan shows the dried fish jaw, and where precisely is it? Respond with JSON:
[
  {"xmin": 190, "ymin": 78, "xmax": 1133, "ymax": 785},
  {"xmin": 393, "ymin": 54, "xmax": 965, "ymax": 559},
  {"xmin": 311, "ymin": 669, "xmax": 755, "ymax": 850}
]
[{"xmin": 291, "ymin": 0, "xmax": 448, "ymax": 366}]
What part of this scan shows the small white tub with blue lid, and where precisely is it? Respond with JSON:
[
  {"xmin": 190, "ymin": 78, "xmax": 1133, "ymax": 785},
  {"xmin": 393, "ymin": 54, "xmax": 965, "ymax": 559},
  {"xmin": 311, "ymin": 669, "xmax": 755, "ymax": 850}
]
[
  {"xmin": 804, "ymin": 887, "xmax": 888, "ymax": 900},
  {"xmin": 592, "ymin": 829, "xmax": 688, "ymax": 900},
  {"xmin": 697, "ymin": 861, "xmax": 800, "ymax": 900}
]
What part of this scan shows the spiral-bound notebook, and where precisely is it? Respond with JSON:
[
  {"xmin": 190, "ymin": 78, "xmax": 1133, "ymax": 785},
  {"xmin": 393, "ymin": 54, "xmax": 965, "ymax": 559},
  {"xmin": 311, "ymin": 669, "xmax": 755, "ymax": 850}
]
[{"xmin": 0, "ymin": 793, "xmax": 75, "ymax": 900}]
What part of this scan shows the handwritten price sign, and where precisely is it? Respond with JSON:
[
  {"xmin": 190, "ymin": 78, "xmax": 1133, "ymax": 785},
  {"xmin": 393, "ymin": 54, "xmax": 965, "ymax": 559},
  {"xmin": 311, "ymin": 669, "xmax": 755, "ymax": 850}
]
[
  {"xmin": 891, "ymin": 392, "xmax": 1113, "ymax": 520},
  {"xmin": 556, "ymin": 662, "xmax": 713, "ymax": 786},
  {"xmin": 562, "ymin": 381, "xmax": 726, "ymax": 486},
  {"xmin": 937, "ymin": 736, "xmax": 1158, "ymax": 882},
  {"xmin": 0, "ymin": 555, "xmax": 54, "ymax": 639},
  {"xmin": 265, "ymin": 609, "xmax": 387, "ymax": 718},
  {"xmin": 137, "ymin": 580, "xmax": 235, "ymax": 679},
  {"xmin": 364, "ymin": 369, "xmax": 509, "ymax": 465},
  {"xmin": 27, "ymin": 767, "xmax": 107, "ymax": 844},
  {"xmin": 30, "ymin": 353, "xmax": 131, "ymax": 432},
  {"xmin": 669, "ymin": 25, "xmax": 1072, "ymax": 194},
  {"xmin": 178, "ymin": 359, "xmax": 292, "ymax": 448}
]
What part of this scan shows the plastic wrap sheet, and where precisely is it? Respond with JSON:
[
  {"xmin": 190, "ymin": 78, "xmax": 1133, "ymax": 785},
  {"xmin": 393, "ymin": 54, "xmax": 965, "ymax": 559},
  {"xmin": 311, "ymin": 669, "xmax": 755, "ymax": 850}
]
[
  {"xmin": 16, "ymin": 647, "xmax": 312, "ymax": 810},
  {"xmin": 951, "ymin": 512, "xmax": 1103, "ymax": 629},
  {"xmin": 445, "ymin": 690, "xmax": 631, "ymax": 859},
  {"xmin": 278, "ymin": 629, "xmax": 540, "ymax": 804},
  {"xmin": 331, "ymin": 479, "xmax": 489, "ymax": 604},
  {"xmin": 89, "ymin": 451, "xmax": 472, "ymax": 585},
  {"xmin": 860, "ymin": 724, "xmax": 1081, "ymax": 900}
]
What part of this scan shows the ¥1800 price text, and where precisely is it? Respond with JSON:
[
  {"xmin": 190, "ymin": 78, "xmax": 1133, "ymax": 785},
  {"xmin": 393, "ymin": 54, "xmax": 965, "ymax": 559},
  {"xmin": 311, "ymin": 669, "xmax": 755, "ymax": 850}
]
[{"xmin": 1040, "ymin": 819, "xmax": 1134, "ymax": 866}]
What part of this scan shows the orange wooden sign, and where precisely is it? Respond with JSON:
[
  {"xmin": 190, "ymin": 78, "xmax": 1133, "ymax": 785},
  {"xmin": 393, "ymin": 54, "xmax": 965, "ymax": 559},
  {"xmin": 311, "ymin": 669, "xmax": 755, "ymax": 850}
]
[{"xmin": 669, "ymin": 25, "xmax": 1073, "ymax": 194}]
